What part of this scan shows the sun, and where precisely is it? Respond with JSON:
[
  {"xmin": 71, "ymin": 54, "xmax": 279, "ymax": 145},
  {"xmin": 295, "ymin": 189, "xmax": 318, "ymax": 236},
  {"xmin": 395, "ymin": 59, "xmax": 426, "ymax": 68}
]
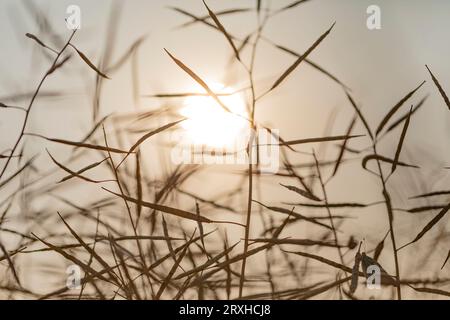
[{"xmin": 179, "ymin": 83, "xmax": 248, "ymax": 148}]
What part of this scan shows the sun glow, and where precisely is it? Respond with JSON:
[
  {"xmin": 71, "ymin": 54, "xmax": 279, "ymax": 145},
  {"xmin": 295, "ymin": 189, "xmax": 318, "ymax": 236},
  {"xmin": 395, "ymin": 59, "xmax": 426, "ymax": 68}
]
[{"xmin": 179, "ymin": 84, "xmax": 248, "ymax": 148}]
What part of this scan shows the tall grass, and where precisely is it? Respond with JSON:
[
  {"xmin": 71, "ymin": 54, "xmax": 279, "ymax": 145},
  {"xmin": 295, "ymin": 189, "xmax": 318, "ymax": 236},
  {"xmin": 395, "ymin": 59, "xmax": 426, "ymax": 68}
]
[{"xmin": 0, "ymin": 0, "xmax": 449, "ymax": 300}]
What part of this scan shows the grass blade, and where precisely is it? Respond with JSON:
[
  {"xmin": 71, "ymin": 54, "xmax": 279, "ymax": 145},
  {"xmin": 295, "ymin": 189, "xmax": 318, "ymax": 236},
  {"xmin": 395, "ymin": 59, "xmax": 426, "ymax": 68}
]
[
  {"xmin": 269, "ymin": 22, "xmax": 335, "ymax": 91},
  {"xmin": 202, "ymin": 0, "xmax": 241, "ymax": 61},
  {"xmin": 426, "ymin": 65, "xmax": 450, "ymax": 110},
  {"xmin": 362, "ymin": 154, "xmax": 419, "ymax": 170},
  {"xmin": 391, "ymin": 106, "xmax": 412, "ymax": 174},
  {"xmin": 26, "ymin": 133, "xmax": 129, "ymax": 154},
  {"xmin": 442, "ymin": 250, "xmax": 450, "ymax": 270},
  {"xmin": 103, "ymin": 188, "xmax": 212, "ymax": 223},
  {"xmin": 69, "ymin": 44, "xmax": 110, "ymax": 79},
  {"xmin": 399, "ymin": 203, "xmax": 450, "ymax": 250},
  {"xmin": 375, "ymin": 81, "xmax": 425, "ymax": 136},
  {"xmin": 164, "ymin": 49, "xmax": 232, "ymax": 113},
  {"xmin": 280, "ymin": 183, "xmax": 321, "ymax": 201}
]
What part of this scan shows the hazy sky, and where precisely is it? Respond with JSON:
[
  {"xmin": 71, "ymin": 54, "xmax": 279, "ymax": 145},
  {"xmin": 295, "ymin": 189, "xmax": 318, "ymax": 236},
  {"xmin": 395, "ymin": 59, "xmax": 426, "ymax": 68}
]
[
  {"xmin": 0, "ymin": 1, "xmax": 449, "ymax": 296},
  {"xmin": 1, "ymin": 0, "xmax": 449, "ymax": 150}
]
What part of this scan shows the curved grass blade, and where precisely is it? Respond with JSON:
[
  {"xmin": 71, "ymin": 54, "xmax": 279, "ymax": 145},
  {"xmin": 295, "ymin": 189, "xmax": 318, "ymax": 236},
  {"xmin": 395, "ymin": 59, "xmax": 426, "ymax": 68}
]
[
  {"xmin": 280, "ymin": 183, "xmax": 321, "ymax": 201},
  {"xmin": 47, "ymin": 151, "xmax": 105, "ymax": 184},
  {"xmin": 25, "ymin": 33, "xmax": 57, "ymax": 54},
  {"xmin": 399, "ymin": 202, "xmax": 450, "ymax": 250},
  {"xmin": 375, "ymin": 81, "xmax": 425, "ymax": 136},
  {"xmin": 442, "ymin": 250, "xmax": 450, "ymax": 270},
  {"xmin": 280, "ymin": 134, "xmax": 363, "ymax": 146},
  {"xmin": 116, "ymin": 119, "xmax": 185, "ymax": 169},
  {"xmin": 345, "ymin": 91, "xmax": 374, "ymax": 140},
  {"xmin": 253, "ymin": 200, "xmax": 332, "ymax": 230},
  {"xmin": 129, "ymin": 119, "xmax": 184, "ymax": 154},
  {"xmin": 276, "ymin": 0, "xmax": 311, "ymax": 14},
  {"xmin": 385, "ymin": 95, "xmax": 428, "ymax": 134},
  {"xmin": 332, "ymin": 116, "xmax": 356, "ymax": 177},
  {"xmin": 250, "ymin": 238, "xmax": 347, "ymax": 248},
  {"xmin": 59, "ymin": 157, "xmax": 108, "ymax": 183},
  {"xmin": 391, "ymin": 106, "xmax": 412, "ymax": 174},
  {"xmin": 103, "ymin": 188, "xmax": 212, "ymax": 223},
  {"xmin": 69, "ymin": 44, "xmax": 110, "ymax": 79},
  {"xmin": 0, "ymin": 242, "xmax": 21, "ymax": 287},
  {"xmin": 426, "ymin": 65, "xmax": 450, "ymax": 110},
  {"xmin": 0, "ymin": 156, "xmax": 36, "ymax": 189},
  {"xmin": 374, "ymin": 231, "xmax": 389, "ymax": 261},
  {"xmin": 25, "ymin": 133, "xmax": 129, "ymax": 154},
  {"xmin": 362, "ymin": 154, "xmax": 419, "ymax": 170},
  {"xmin": 268, "ymin": 22, "xmax": 335, "ymax": 92},
  {"xmin": 155, "ymin": 231, "xmax": 194, "ymax": 299},
  {"xmin": 350, "ymin": 243, "xmax": 362, "ymax": 294},
  {"xmin": 164, "ymin": 49, "xmax": 232, "ymax": 114},
  {"xmin": 410, "ymin": 190, "xmax": 450, "ymax": 199},
  {"xmin": 203, "ymin": 0, "xmax": 240, "ymax": 61}
]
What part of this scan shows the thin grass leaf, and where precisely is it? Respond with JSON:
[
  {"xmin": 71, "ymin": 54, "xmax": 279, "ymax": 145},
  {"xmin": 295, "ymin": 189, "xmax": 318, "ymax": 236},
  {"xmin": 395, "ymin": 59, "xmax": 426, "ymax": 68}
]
[
  {"xmin": 69, "ymin": 44, "xmax": 110, "ymax": 79},
  {"xmin": 284, "ymin": 250, "xmax": 353, "ymax": 273},
  {"xmin": 116, "ymin": 119, "xmax": 185, "ymax": 169},
  {"xmin": 145, "ymin": 92, "xmax": 232, "ymax": 98},
  {"xmin": 406, "ymin": 204, "xmax": 448, "ymax": 213},
  {"xmin": 25, "ymin": 33, "xmax": 57, "ymax": 53},
  {"xmin": 77, "ymin": 114, "xmax": 112, "ymax": 146},
  {"xmin": 277, "ymin": 0, "xmax": 311, "ymax": 13},
  {"xmin": 103, "ymin": 188, "xmax": 212, "ymax": 223},
  {"xmin": 375, "ymin": 81, "xmax": 425, "ymax": 136},
  {"xmin": 442, "ymin": 250, "xmax": 450, "ymax": 270},
  {"xmin": 426, "ymin": 65, "xmax": 450, "ymax": 110},
  {"xmin": 161, "ymin": 216, "xmax": 176, "ymax": 263},
  {"xmin": 362, "ymin": 154, "xmax": 419, "ymax": 170},
  {"xmin": 47, "ymin": 55, "xmax": 71, "ymax": 75},
  {"xmin": 108, "ymin": 235, "xmax": 141, "ymax": 299},
  {"xmin": 191, "ymin": 243, "xmax": 274, "ymax": 286},
  {"xmin": 26, "ymin": 133, "xmax": 129, "ymax": 154},
  {"xmin": 269, "ymin": 22, "xmax": 335, "ymax": 91},
  {"xmin": 47, "ymin": 151, "xmax": 107, "ymax": 184},
  {"xmin": 0, "ymin": 242, "xmax": 21, "ymax": 287},
  {"xmin": 410, "ymin": 190, "xmax": 450, "ymax": 199},
  {"xmin": 174, "ymin": 242, "xmax": 239, "ymax": 280},
  {"xmin": 385, "ymin": 95, "xmax": 428, "ymax": 134},
  {"xmin": 411, "ymin": 286, "xmax": 450, "ymax": 298},
  {"xmin": 280, "ymin": 183, "xmax": 321, "ymax": 201},
  {"xmin": 399, "ymin": 203, "xmax": 450, "ymax": 250},
  {"xmin": 345, "ymin": 91, "xmax": 374, "ymax": 140},
  {"xmin": 203, "ymin": 0, "xmax": 241, "ymax": 61},
  {"xmin": 391, "ymin": 106, "xmax": 412, "ymax": 174},
  {"xmin": 164, "ymin": 49, "xmax": 233, "ymax": 113},
  {"xmin": 374, "ymin": 231, "xmax": 389, "ymax": 262},
  {"xmin": 176, "ymin": 8, "xmax": 251, "ymax": 29},
  {"xmin": 31, "ymin": 233, "xmax": 111, "ymax": 283},
  {"xmin": 57, "ymin": 212, "xmax": 120, "ymax": 284},
  {"xmin": 332, "ymin": 116, "xmax": 357, "ymax": 177},
  {"xmin": 129, "ymin": 119, "xmax": 184, "ymax": 153},
  {"xmin": 155, "ymin": 231, "xmax": 194, "ymax": 299},
  {"xmin": 350, "ymin": 243, "xmax": 362, "ymax": 294},
  {"xmin": 250, "ymin": 238, "xmax": 346, "ymax": 248},
  {"xmin": 59, "ymin": 157, "xmax": 108, "ymax": 183},
  {"xmin": 253, "ymin": 200, "xmax": 332, "ymax": 229},
  {"xmin": 0, "ymin": 156, "xmax": 36, "ymax": 189},
  {"xmin": 280, "ymin": 134, "xmax": 363, "ymax": 146}
]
